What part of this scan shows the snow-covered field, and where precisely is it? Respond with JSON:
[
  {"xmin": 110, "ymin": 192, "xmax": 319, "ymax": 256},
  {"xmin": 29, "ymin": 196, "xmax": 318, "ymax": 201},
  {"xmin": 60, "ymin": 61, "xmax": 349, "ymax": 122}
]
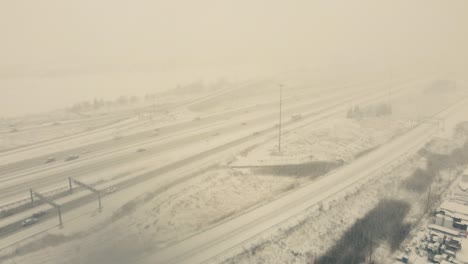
[{"xmin": 234, "ymin": 117, "xmax": 413, "ymax": 167}]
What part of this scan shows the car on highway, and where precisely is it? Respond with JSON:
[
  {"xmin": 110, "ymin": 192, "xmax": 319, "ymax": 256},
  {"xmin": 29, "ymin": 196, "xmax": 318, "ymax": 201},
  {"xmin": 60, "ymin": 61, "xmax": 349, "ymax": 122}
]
[
  {"xmin": 31, "ymin": 211, "xmax": 47, "ymax": 218},
  {"xmin": 104, "ymin": 186, "xmax": 117, "ymax": 194},
  {"xmin": 291, "ymin": 114, "xmax": 302, "ymax": 121},
  {"xmin": 45, "ymin": 157, "xmax": 56, "ymax": 164},
  {"xmin": 151, "ymin": 129, "xmax": 160, "ymax": 137},
  {"xmin": 22, "ymin": 217, "xmax": 38, "ymax": 227},
  {"xmin": 136, "ymin": 148, "xmax": 147, "ymax": 152},
  {"xmin": 64, "ymin": 155, "xmax": 80, "ymax": 162},
  {"xmin": 81, "ymin": 149, "xmax": 91, "ymax": 154}
]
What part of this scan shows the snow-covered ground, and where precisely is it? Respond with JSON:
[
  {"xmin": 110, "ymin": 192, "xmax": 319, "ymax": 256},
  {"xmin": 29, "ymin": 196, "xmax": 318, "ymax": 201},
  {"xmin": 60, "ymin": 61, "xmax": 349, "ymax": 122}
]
[
  {"xmin": 1, "ymin": 77, "xmax": 465, "ymax": 264},
  {"xmin": 0, "ymin": 79, "xmax": 238, "ymax": 155},
  {"xmin": 0, "ymin": 77, "xmax": 398, "ymax": 263},
  {"xmin": 210, "ymin": 127, "xmax": 468, "ymax": 264},
  {"xmin": 0, "ymin": 113, "xmax": 127, "ymax": 152},
  {"xmin": 204, "ymin": 97, "xmax": 468, "ymax": 264},
  {"xmin": 0, "ymin": 119, "xmax": 285, "ymax": 263},
  {"xmin": 234, "ymin": 117, "xmax": 413, "ymax": 167},
  {"xmin": 0, "ymin": 108, "xmax": 196, "ymax": 166}
]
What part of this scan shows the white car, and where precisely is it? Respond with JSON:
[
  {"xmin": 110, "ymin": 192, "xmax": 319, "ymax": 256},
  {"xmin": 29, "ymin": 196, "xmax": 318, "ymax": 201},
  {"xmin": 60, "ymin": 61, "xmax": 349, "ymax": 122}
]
[{"xmin": 22, "ymin": 217, "xmax": 38, "ymax": 227}]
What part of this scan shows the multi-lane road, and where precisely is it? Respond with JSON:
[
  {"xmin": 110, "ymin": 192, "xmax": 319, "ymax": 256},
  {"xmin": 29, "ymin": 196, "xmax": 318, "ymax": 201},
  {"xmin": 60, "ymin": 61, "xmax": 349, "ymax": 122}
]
[
  {"xmin": 0, "ymin": 81, "xmax": 392, "ymax": 202},
  {"xmin": 0, "ymin": 78, "xmax": 432, "ymax": 258}
]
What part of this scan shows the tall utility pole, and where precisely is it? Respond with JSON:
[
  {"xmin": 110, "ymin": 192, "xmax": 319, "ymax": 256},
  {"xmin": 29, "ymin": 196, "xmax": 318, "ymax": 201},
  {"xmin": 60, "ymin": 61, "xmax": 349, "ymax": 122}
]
[
  {"xmin": 427, "ymin": 182, "xmax": 432, "ymax": 213},
  {"xmin": 152, "ymin": 96, "xmax": 157, "ymax": 122},
  {"xmin": 388, "ymin": 67, "xmax": 393, "ymax": 129},
  {"xmin": 278, "ymin": 84, "xmax": 283, "ymax": 153},
  {"xmin": 389, "ymin": 69, "xmax": 392, "ymax": 105}
]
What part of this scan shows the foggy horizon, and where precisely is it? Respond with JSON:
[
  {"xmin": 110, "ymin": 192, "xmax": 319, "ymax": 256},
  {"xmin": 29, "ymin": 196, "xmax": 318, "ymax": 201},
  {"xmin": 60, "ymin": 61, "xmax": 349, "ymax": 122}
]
[{"xmin": 2, "ymin": 0, "xmax": 468, "ymax": 117}]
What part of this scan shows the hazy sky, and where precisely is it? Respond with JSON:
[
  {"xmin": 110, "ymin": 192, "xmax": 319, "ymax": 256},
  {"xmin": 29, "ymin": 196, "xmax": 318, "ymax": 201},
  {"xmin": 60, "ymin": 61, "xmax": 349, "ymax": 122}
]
[{"xmin": 1, "ymin": 0, "xmax": 467, "ymax": 117}]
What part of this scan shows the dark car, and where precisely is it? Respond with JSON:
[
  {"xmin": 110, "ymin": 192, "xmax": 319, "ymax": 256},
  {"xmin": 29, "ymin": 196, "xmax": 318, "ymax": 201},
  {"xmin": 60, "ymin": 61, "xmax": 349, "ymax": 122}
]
[
  {"xmin": 31, "ymin": 211, "xmax": 47, "ymax": 218},
  {"xmin": 136, "ymin": 148, "xmax": 147, "ymax": 153}
]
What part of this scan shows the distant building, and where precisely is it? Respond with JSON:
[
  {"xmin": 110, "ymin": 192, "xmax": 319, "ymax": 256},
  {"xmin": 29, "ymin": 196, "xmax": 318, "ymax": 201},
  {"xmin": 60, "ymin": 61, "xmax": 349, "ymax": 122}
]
[
  {"xmin": 438, "ymin": 201, "xmax": 468, "ymax": 231},
  {"xmin": 458, "ymin": 168, "xmax": 468, "ymax": 191}
]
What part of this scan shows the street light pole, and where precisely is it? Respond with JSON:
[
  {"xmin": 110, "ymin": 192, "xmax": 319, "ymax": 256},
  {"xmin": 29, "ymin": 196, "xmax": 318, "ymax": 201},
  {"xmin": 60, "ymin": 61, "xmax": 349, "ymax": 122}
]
[{"xmin": 278, "ymin": 84, "xmax": 283, "ymax": 153}]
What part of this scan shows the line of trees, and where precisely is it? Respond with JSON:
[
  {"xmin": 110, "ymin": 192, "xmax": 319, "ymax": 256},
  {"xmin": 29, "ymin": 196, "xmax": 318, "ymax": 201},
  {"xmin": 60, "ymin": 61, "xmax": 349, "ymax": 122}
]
[
  {"xmin": 346, "ymin": 103, "xmax": 392, "ymax": 119},
  {"xmin": 403, "ymin": 135, "xmax": 468, "ymax": 193},
  {"xmin": 65, "ymin": 78, "xmax": 232, "ymax": 113},
  {"xmin": 313, "ymin": 199, "xmax": 411, "ymax": 264},
  {"xmin": 67, "ymin": 95, "xmax": 155, "ymax": 113}
]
